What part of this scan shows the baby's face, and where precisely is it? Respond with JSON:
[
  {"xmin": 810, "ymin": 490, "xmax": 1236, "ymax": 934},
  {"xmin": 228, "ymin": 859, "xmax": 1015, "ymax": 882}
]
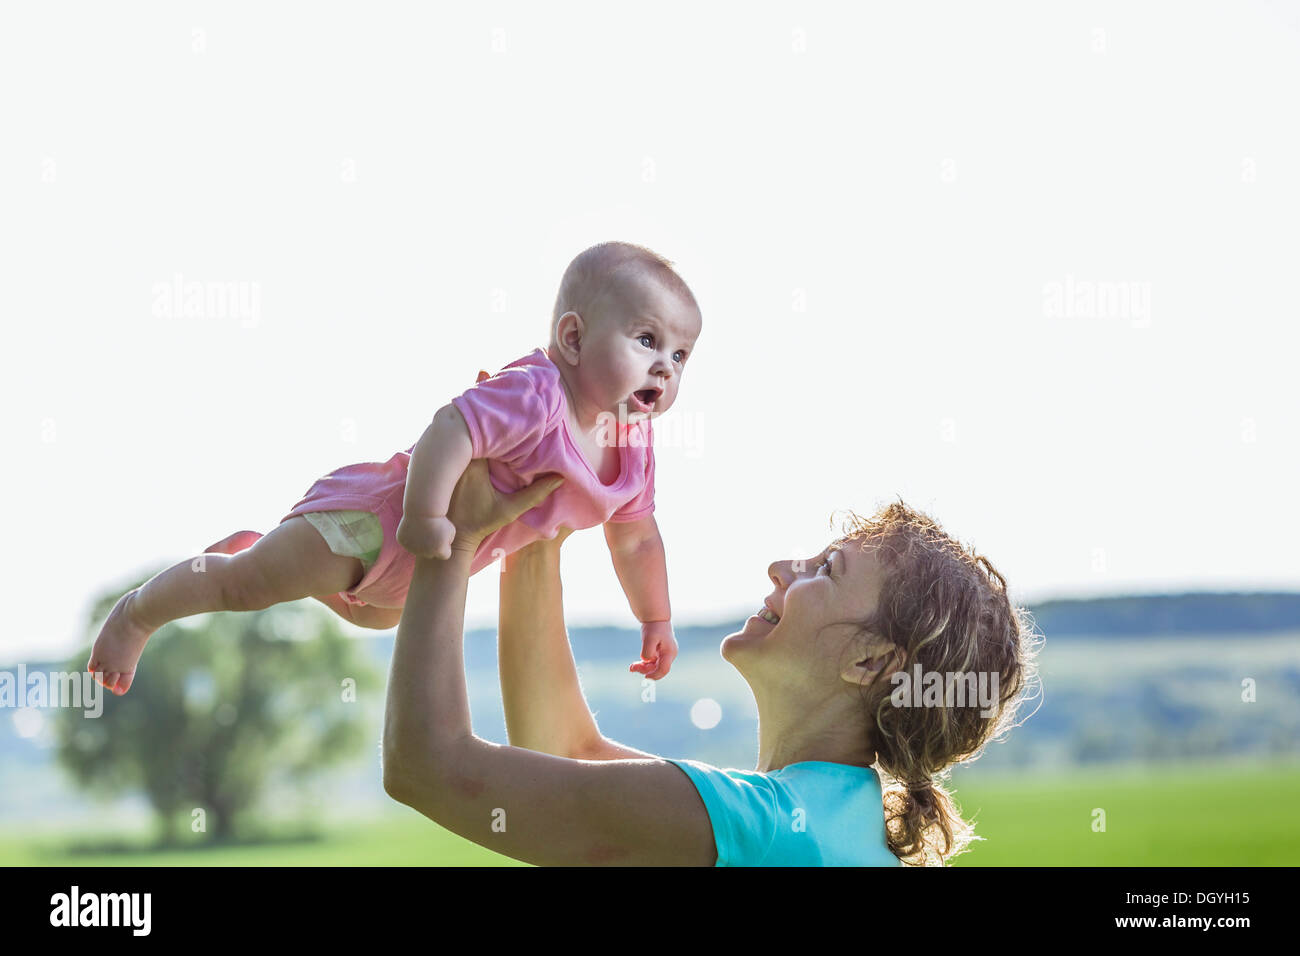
[{"xmin": 580, "ymin": 279, "xmax": 702, "ymax": 422}]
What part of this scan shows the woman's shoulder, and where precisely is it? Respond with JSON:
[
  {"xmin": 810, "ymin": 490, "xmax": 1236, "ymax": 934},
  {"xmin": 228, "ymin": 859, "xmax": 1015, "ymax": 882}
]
[
  {"xmin": 665, "ymin": 758, "xmax": 898, "ymax": 867},
  {"xmin": 671, "ymin": 758, "xmax": 884, "ymax": 807},
  {"xmin": 671, "ymin": 757, "xmax": 880, "ymax": 783}
]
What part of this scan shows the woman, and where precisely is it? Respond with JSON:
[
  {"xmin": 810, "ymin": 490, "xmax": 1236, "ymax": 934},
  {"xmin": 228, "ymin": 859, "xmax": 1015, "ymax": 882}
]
[{"xmin": 382, "ymin": 461, "xmax": 1040, "ymax": 866}]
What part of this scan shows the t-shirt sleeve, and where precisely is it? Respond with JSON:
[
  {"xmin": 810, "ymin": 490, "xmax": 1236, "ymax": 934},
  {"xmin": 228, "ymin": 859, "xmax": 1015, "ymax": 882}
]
[
  {"xmin": 449, "ymin": 365, "xmax": 559, "ymax": 463},
  {"xmin": 607, "ymin": 424, "xmax": 656, "ymax": 523},
  {"xmin": 665, "ymin": 758, "xmax": 781, "ymax": 866}
]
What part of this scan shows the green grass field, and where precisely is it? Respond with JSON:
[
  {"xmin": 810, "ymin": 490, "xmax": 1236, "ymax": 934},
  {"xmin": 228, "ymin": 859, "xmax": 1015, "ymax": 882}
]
[
  {"xmin": 4, "ymin": 759, "xmax": 1296, "ymax": 866},
  {"xmin": 949, "ymin": 759, "xmax": 1300, "ymax": 866},
  {"xmin": 0, "ymin": 814, "xmax": 526, "ymax": 867}
]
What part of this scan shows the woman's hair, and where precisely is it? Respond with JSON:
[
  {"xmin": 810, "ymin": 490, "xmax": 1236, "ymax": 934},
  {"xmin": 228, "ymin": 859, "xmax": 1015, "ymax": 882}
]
[{"xmin": 832, "ymin": 501, "xmax": 1043, "ymax": 867}]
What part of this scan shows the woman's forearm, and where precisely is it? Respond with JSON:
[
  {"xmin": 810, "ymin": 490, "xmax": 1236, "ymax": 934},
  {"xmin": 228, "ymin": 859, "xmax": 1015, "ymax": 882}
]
[
  {"xmin": 497, "ymin": 539, "xmax": 607, "ymax": 758},
  {"xmin": 381, "ymin": 548, "xmax": 475, "ymax": 800}
]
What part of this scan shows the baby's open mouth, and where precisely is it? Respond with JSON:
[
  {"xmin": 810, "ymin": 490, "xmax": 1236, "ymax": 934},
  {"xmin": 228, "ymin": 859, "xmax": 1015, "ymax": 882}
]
[{"xmin": 632, "ymin": 388, "xmax": 660, "ymax": 407}]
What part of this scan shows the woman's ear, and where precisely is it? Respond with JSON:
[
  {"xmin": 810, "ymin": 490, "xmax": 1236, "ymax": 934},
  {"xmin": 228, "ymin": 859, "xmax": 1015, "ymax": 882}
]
[
  {"xmin": 554, "ymin": 311, "xmax": 585, "ymax": 366},
  {"xmin": 840, "ymin": 632, "xmax": 904, "ymax": 688}
]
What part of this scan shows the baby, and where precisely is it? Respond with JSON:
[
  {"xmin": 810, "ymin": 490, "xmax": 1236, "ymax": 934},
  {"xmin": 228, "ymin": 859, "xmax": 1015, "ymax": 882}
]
[{"xmin": 89, "ymin": 241, "xmax": 702, "ymax": 695}]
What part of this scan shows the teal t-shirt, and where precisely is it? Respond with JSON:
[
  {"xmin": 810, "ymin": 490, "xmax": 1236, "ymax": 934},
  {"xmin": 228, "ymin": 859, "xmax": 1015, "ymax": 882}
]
[{"xmin": 667, "ymin": 758, "xmax": 900, "ymax": 867}]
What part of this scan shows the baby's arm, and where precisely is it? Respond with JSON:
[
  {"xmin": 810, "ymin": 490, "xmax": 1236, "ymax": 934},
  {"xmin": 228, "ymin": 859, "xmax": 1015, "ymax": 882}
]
[
  {"xmin": 604, "ymin": 515, "xmax": 678, "ymax": 680},
  {"xmin": 397, "ymin": 404, "xmax": 473, "ymax": 559}
]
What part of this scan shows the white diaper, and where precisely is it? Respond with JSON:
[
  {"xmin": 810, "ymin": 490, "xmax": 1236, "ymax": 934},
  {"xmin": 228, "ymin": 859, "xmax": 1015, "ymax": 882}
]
[{"xmin": 302, "ymin": 510, "xmax": 384, "ymax": 572}]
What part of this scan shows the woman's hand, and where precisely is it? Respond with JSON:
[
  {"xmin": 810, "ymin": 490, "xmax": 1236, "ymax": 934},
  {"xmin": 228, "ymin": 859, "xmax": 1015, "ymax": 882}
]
[{"xmin": 445, "ymin": 459, "xmax": 566, "ymax": 556}]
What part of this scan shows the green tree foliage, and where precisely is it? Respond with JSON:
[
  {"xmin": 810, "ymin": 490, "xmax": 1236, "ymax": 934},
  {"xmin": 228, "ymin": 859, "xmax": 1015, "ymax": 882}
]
[{"xmin": 55, "ymin": 574, "xmax": 382, "ymax": 844}]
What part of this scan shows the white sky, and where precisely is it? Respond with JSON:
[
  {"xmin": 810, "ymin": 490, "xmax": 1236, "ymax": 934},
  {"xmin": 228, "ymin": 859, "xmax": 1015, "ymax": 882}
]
[{"xmin": 2, "ymin": 1, "xmax": 1297, "ymax": 666}]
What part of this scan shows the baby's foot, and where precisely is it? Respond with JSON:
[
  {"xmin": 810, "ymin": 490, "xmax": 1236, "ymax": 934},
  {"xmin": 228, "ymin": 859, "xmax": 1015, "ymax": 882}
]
[
  {"xmin": 87, "ymin": 589, "xmax": 154, "ymax": 696},
  {"xmin": 204, "ymin": 530, "xmax": 263, "ymax": 554}
]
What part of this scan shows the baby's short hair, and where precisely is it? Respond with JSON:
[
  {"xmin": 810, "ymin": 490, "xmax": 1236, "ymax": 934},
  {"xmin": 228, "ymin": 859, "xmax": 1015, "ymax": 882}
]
[{"xmin": 550, "ymin": 241, "xmax": 697, "ymax": 342}]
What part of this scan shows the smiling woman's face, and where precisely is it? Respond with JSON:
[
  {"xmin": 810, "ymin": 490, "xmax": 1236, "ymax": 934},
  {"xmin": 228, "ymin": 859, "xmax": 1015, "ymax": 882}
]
[{"xmin": 722, "ymin": 538, "xmax": 890, "ymax": 694}]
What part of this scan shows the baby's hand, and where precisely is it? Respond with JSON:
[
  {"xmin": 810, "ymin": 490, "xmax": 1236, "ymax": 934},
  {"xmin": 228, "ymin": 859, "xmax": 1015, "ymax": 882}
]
[
  {"xmin": 396, "ymin": 513, "xmax": 458, "ymax": 559},
  {"xmin": 630, "ymin": 620, "xmax": 678, "ymax": 681}
]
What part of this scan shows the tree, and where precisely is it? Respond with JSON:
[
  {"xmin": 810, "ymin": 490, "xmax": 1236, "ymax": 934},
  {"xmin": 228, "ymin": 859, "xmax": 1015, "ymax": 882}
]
[{"xmin": 55, "ymin": 573, "xmax": 383, "ymax": 844}]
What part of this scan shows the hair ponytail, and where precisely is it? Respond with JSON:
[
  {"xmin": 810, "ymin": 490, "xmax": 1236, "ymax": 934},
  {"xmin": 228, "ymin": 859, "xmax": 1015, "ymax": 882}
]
[{"xmin": 880, "ymin": 776, "xmax": 975, "ymax": 866}]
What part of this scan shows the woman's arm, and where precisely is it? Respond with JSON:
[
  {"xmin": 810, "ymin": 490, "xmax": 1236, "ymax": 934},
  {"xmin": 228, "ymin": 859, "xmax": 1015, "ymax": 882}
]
[
  {"xmin": 498, "ymin": 532, "xmax": 657, "ymax": 761},
  {"xmin": 381, "ymin": 462, "xmax": 716, "ymax": 866}
]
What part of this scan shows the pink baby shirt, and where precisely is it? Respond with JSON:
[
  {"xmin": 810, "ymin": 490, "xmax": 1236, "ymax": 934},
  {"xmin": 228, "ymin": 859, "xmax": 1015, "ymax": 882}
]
[{"xmin": 279, "ymin": 347, "xmax": 656, "ymax": 607}]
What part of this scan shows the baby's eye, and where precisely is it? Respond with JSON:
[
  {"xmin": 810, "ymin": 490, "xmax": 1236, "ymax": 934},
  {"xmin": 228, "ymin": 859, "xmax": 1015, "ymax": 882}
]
[
  {"xmin": 638, "ymin": 333, "xmax": 654, "ymax": 348},
  {"xmin": 673, "ymin": 350, "xmax": 686, "ymax": 363}
]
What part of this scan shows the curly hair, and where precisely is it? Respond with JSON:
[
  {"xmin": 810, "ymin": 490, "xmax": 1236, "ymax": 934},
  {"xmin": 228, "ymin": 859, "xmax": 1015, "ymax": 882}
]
[{"xmin": 832, "ymin": 501, "xmax": 1043, "ymax": 866}]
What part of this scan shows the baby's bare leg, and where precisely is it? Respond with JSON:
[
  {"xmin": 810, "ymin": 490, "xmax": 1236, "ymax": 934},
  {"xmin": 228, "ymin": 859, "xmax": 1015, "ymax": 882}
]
[
  {"xmin": 313, "ymin": 592, "xmax": 403, "ymax": 629},
  {"xmin": 89, "ymin": 517, "xmax": 364, "ymax": 695},
  {"xmin": 312, "ymin": 590, "xmax": 357, "ymax": 623},
  {"xmin": 346, "ymin": 602, "xmax": 403, "ymax": 630},
  {"xmin": 216, "ymin": 540, "xmax": 395, "ymax": 629}
]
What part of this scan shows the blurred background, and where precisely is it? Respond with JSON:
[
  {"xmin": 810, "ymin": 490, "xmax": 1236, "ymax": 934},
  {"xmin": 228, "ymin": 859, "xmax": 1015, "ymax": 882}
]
[{"xmin": 1, "ymin": 0, "xmax": 1297, "ymax": 865}]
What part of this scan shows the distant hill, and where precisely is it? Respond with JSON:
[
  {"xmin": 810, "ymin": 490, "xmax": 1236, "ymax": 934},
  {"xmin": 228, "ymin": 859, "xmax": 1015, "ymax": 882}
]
[
  {"xmin": 354, "ymin": 592, "xmax": 1300, "ymax": 668},
  {"xmin": 1025, "ymin": 592, "xmax": 1300, "ymax": 637},
  {"xmin": 4, "ymin": 590, "xmax": 1296, "ymax": 825}
]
